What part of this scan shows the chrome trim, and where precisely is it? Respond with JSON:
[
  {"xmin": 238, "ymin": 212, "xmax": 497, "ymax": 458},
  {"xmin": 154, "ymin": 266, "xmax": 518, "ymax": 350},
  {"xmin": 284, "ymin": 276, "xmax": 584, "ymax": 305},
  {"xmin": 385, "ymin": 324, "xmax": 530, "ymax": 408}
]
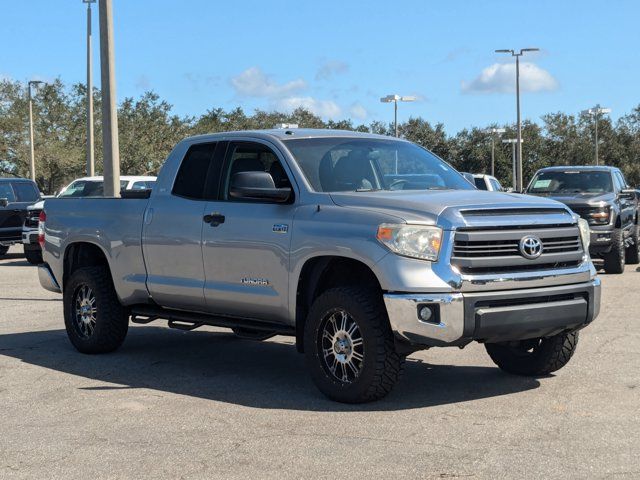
[
  {"xmin": 38, "ymin": 264, "xmax": 61, "ymax": 293},
  {"xmin": 458, "ymin": 257, "xmax": 595, "ymax": 292},
  {"xmin": 384, "ymin": 292, "xmax": 464, "ymax": 343}
]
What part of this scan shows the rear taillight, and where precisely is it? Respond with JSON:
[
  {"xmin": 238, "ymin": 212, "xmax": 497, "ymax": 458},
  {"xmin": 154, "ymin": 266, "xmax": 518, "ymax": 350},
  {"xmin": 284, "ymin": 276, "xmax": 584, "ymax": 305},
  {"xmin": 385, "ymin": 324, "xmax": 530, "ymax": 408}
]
[{"xmin": 38, "ymin": 210, "xmax": 46, "ymax": 249}]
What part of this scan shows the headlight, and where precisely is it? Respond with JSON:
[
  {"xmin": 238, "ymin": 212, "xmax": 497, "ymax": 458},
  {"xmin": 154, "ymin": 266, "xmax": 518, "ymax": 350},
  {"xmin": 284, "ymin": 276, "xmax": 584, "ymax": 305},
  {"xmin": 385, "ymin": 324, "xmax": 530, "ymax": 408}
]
[
  {"xmin": 377, "ymin": 224, "xmax": 442, "ymax": 261},
  {"xmin": 578, "ymin": 218, "xmax": 590, "ymax": 251}
]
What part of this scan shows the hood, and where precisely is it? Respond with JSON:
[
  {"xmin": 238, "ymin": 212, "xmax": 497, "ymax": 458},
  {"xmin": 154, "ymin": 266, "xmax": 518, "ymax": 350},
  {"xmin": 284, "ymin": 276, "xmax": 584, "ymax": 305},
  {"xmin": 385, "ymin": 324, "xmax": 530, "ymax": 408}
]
[
  {"xmin": 329, "ymin": 190, "xmax": 574, "ymax": 229},
  {"xmin": 529, "ymin": 192, "xmax": 615, "ymax": 208}
]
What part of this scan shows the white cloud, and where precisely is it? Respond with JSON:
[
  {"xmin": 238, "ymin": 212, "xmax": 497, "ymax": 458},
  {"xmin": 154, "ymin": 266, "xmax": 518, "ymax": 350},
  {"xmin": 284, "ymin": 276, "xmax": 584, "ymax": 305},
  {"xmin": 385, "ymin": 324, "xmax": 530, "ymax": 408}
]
[
  {"xmin": 231, "ymin": 66, "xmax": 306, "ymax": 98},
  {"xmin": 462, "ymin": 62, "xmax": 558, "ymax": 94},
  {"xmin": 316, "ymin": 60, "xmax": 349, "ymax": 81},
  {"xmin": 349, "ymin": 103, "xmax": 368, "ymax": 120},
  {"xmin": 275, "ymin": 96, "xmax": 342, "ymax": 119}
]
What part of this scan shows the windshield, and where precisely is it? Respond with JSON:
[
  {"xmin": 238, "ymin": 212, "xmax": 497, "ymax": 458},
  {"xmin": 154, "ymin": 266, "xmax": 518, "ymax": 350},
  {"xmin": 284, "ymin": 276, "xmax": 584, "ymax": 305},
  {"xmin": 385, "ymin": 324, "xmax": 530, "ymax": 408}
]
[
  {"xmin": 527, "ymin": 170, "xmax": 613, "ymax": 194},
  {"xmin": 58, "ymin": 180, "xmax": 129, "ymax": 197},
  {"xmin": 284, "ymin": 137, "xmax": 473, "ymax": 192}
]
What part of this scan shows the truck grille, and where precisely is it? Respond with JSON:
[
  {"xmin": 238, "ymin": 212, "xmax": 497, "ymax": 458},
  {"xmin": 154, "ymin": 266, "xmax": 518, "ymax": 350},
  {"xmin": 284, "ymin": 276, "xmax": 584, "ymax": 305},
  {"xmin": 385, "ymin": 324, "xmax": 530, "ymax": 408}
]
[
  {"xmin": 452, "ymin": 226, "xmax": 584, "ymax": 274},
  {"xmin": 24, "ymin": 209, "xmax": 41, "ymax": 228}
]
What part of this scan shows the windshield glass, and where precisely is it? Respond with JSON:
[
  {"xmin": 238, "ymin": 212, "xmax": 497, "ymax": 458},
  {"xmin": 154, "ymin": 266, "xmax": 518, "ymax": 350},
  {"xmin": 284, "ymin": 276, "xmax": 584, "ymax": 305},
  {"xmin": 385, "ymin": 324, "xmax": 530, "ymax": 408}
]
[
  {"xmin": 58, "ymin": 180, "xmax": 129, "ymax": 197},
  {"xmin": 527, "ymin": 170, "xmax": 613, "ymax": 194},
  {"xmin": 284, "ymin": 137, "xmax": 472, "ymax": 192}
]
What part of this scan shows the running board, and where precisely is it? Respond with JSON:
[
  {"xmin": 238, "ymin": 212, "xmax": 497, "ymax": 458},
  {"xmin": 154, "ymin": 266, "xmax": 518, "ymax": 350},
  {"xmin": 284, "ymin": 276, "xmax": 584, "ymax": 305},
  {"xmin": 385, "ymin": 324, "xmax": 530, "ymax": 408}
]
[{"xmin": 130, "ymin": 305, "xmax": 295, "ymax": 336}]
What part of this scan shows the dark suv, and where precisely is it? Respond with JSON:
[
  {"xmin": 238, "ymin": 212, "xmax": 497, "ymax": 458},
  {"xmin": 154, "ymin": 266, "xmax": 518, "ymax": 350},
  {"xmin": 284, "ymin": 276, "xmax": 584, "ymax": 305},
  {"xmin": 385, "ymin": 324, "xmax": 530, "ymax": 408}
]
[
  {"xmin": 0, "ymin": 178, "xmax": 41, "ymax": 258},
  {"xmin": 525, "ymin": 166, "xmax": 638, "ymax": 273}
]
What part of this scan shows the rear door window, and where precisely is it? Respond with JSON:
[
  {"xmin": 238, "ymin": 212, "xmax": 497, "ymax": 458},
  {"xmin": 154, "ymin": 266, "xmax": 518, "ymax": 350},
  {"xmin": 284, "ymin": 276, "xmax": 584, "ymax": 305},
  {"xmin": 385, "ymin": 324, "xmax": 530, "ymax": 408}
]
[
  {"xmin": 172, "ymin": 142, "xmax": 222, "ymax": 200},
  {"xmin": 12, "ymin": 182, "xmax": 40, "ymax": 202},
  {"xmin": 474, "ymin": 178, "xmax": 488, "ymax": 190}
]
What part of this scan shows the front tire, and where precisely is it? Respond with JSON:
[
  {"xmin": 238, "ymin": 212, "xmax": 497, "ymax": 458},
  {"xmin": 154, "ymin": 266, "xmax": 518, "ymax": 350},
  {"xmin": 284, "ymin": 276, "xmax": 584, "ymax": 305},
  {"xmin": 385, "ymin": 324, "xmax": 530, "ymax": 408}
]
[
  {"xmin": 485, "ymin": 331, "xmax": 579, "ymax": 376},
  {"xmin": 625, "ymin": 224, "xmax": 640, "ymax": 265},
  {"xmin": 24, "ymin": 247, "xmax": 43, "ymax": 265},
  {"xmin": 63, "ymin": 266, "xmax": 129, "ymax": 354},
  {"xmin": 303, "ymin": 286, "xmax": 404, "ymax": 403},
  {"xmin": 603, "ymin": 228, "xmax": 625, "ymax": 274}
]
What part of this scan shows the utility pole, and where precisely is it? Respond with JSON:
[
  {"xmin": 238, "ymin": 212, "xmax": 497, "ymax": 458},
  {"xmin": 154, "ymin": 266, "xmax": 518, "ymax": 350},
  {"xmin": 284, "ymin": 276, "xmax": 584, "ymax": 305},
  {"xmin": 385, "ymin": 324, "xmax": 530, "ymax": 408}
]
[
  {"xmin": 503, "ymin": 138, "xmax": 523, "ymax": 191},
  {"xmin": 99, "ymin": 0, "xmax": 120, "ymax": 196},
  {"xmin": 495, "ymin": 48, "xmax": 539, "ymax": 191},
  {"xmin": 485, "ymin": 128, "xmax": 505, "ymax": 176},
  {"xmin": 582, "ymin": 105, "xmax": 611, "ymax": 166},
  {"xmin": 83, "ymin": 0, "xmax": 96, "ymax": 177},
  {"xmin": 27, "ymin": 80, "xmax": 44, "ymax": 182}
]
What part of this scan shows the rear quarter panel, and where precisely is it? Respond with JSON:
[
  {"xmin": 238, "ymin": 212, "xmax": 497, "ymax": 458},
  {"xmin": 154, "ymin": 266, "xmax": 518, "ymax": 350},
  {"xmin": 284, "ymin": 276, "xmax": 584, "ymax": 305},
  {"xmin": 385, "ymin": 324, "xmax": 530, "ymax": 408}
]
[{"xmin": 42, "ymin": 198, "xmax": 150, "ymax": 304}]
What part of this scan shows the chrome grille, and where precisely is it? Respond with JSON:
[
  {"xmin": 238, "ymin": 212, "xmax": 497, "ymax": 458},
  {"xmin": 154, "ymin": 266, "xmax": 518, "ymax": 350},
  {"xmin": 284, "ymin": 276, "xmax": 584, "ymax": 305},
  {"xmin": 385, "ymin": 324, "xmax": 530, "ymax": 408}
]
[
  {"xmin": 24, "ymin": 209, "xmax": 41, "ymax": 228},
  {"xmin": 452, "ymin": 226, "xmax": 584, "ymax": 274}
]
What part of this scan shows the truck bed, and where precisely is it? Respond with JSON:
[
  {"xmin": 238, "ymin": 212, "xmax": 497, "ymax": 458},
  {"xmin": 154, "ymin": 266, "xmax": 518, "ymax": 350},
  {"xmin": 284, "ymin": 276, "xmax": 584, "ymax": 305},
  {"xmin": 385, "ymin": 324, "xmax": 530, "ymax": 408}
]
[{"xmin": 44, "ymin": 197, "xmax": 150, "ymax": 304}]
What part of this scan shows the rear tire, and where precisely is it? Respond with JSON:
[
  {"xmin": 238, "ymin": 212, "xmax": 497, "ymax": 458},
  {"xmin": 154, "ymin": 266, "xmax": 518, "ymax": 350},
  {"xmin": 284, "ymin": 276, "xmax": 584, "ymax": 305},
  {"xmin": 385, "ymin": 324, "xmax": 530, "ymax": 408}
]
[
  {"xmin": 303, "ymin": 286, "xmax": 404, "ymax": 403},
  {"xmin": 485, "ymin": 331, "xmax": 579, "ymax": 376},
  {"xmin": 24, "ymin": 247, "xmax": 43, "ymax": 265},
  {"xmin": 0, "ymin": 245, "xmax": 9, "ymax": 257},
  {"xmin": 63, "ymin": 266, "xmax": 129, "ymax": 354},
  {"xmin": 625, "ymin": 224, "xmax": 640, "ymax": 265},
  {"xmin": 603, "ymin": 228, "xmax": 625, "ymax": 274}
]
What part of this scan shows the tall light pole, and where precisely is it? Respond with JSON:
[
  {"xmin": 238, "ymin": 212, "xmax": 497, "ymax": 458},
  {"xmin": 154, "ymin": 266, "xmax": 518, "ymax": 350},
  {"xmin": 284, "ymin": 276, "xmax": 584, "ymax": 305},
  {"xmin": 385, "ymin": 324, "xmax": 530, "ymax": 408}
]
[
  {"xmin": 485, "ymin": 127, "xmax": 505, "ymax": 176},
  {"xmin": 27, "ymin": 80, "xmax": 44, "ymax": 182},
  {"xmin": 495, "ymin": 48, "xmax": 539, "ymax": 191},
  {"xmin": 99, "ymin": 0, "xmax": 120, "ymax": 197},
  {"xmin": 582, "ymin": 105, "xmax": 611, "ymax": 166},
  {"xmin": 503, "ymin": 138, "xmax": 523, "ymax": 191},
  {"xmin": 83, "ymin": 0, "xmax": 96, "ymax": 177},
  {"xmin": 380, "ymin": 94, "xmax": 416, "ymax": 137}
]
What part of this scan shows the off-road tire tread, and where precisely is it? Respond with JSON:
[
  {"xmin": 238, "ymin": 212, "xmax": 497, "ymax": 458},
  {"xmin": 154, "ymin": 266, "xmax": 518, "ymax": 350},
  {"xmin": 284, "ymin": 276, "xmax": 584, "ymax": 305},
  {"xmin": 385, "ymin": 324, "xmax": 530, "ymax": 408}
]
[
  {"xmin": 305, "ymin": 286, "xmax": 404, "ymax": 403},
  {"xmin": 485, "ymin": 331, "xmax": 579, "ymax": 376},
  {"xmin": 63, "ymin": 266, "xmax": 128, "ymax": 354},
  {"xmin": 604, "ymin": 228, "xmax": 625, "ymax": 273},
  {"xmin": 625, "ymin": 224, "xmax": 640, "ymax": 265},
  {"xmin": 24, "ymin": 248, "xmax": 42, "ymax": 265}
]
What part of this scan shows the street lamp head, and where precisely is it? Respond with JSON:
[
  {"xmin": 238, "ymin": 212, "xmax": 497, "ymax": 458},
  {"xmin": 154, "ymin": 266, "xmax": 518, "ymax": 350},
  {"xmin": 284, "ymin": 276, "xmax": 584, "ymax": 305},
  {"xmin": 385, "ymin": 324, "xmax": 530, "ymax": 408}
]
[
  {"xmin": 28, "ymin": 80, "xmax": 44, "ymax": 86},
  {"xmin": 400, "ymin": 96, "xmax": 417, "ymax": 102},
  {"xmin": 82, "ymin": 0, "xmax": 97, "ymax": 3},
  {"xmin": 380, "ymin": 94, "xmax": 400, "ymax": 103},
  {"xmin": 521, "ymin": 48, "xmax": 540, "ymax": 53},
  {"xmin": 495, "ymin": 49, "xmax": 514, "ymax": 54}
]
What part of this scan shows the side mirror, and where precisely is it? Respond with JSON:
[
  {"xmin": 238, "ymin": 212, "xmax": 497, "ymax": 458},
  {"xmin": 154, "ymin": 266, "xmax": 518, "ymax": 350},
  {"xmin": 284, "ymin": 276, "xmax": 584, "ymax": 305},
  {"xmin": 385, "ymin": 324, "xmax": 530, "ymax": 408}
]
[
  {"xmin": 0, "ymin": 198, "xmax": 8, "ymax": 207},
  {"xmin": 619, "ymin": 188, "xmax": 636, "ymax": 200},
  {"xmin": 229, "ymin": 171, "xmax": 292, "ymax": 203}
]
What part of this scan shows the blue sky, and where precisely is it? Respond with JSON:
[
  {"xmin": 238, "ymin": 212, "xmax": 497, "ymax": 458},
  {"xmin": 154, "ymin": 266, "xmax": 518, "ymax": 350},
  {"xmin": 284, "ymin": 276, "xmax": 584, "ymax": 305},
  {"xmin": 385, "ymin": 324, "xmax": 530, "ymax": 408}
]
[{"xmin": 2, "ymin": 0, "xmax": 639, "ymax": 132}]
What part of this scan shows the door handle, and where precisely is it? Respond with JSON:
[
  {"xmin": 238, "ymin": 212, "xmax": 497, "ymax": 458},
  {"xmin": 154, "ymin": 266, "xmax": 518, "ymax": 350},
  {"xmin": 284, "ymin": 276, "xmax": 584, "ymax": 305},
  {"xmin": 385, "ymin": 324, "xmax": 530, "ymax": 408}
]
[{"xmin": 203, "ymin": 213, "xmax": 225, "ymax": 226}]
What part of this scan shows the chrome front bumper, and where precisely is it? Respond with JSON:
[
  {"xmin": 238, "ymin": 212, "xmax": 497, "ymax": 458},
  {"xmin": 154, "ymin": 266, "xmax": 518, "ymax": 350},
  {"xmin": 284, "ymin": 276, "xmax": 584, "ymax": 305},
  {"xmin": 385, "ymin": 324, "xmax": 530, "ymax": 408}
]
[{"xmin": 384, "ymin": 278, "xmax": 601, "ymax": 347}]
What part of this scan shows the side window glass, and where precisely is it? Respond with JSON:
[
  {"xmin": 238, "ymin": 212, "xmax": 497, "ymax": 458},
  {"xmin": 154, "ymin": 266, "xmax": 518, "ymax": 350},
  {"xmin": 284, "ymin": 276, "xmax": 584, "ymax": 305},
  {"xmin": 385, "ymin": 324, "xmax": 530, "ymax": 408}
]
[
  {"xmin": 172, "ymin": 142, "xmax": 217, "ymax": 200},
  {"xmin": 222, "ymin": 142, "xmax": 291, "ymax": 201},
  {"xmin": 13, "ymin": 183, "xmax": 40, "ymax": 202},
  {"xmin": 612, "ymin": 172, "xmax": 623, "ymax": 192},
  {"xmin": 615, "ymin": 172, "xmax": 627, "ymax": 190},
  {"xmin": 0, "ymin": 184, "xmax": 16, "ymax": 203}
]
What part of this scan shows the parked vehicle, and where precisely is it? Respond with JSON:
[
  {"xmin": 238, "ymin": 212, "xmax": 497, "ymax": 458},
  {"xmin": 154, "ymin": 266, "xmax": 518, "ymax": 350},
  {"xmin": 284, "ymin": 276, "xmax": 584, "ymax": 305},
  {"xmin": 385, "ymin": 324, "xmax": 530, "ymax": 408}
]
[
  {"xmin": 460, "ymin": 172, "xmax": 477, "ymax": 186},
  {"xmin": 38, "ymin": 130, "xmax": 600, "ymax": 403},
  {"xmin": 471, "ymin": 174, "xmax": 504, "ymax": 191},
  {"xmin": 525, "ymin": 166, "xmax": 639, "ymax": 274},
  {"xmin": 0, "ymin": 177, "xmax": 41, "ymax": 259},
  {"xmin": 22, "ymin": 176, "xmax": 157, "ymax": 265}
]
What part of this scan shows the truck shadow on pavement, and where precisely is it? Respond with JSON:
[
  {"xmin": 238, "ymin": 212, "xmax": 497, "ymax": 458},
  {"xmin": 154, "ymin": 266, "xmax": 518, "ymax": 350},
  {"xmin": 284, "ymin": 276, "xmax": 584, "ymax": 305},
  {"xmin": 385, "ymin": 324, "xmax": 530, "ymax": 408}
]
[{"xmin": 0, "ymin": 326, "xmax": 540, "ymax": 412}]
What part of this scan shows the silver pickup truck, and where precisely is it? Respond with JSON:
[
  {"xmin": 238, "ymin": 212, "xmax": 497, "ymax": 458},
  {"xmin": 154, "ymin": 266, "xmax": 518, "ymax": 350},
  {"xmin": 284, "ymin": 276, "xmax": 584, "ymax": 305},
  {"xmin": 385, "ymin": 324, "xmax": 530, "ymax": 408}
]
[{"xmin": 38, "ymin": 129, "xmax": 601, "ymax": 403}]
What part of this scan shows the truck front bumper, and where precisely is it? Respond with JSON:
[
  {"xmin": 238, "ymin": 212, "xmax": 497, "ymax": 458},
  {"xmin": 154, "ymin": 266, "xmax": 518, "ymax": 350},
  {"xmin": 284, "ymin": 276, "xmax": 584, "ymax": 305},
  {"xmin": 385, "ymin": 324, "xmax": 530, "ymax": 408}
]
[{"xmin": 384, "ymin": 279, "xmax": 601, "ymax": 347}]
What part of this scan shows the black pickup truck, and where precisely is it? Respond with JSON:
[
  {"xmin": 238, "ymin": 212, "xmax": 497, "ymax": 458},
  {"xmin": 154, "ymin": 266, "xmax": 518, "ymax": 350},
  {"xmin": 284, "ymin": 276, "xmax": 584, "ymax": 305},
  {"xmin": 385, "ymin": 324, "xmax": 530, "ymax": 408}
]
[
  {"xmin": 525, "ymin": 166, "xmax": 639, "ymax": 273},
  {"xmin": 0, "ymin": 177, "xmax": 41, "ymax": 258}
]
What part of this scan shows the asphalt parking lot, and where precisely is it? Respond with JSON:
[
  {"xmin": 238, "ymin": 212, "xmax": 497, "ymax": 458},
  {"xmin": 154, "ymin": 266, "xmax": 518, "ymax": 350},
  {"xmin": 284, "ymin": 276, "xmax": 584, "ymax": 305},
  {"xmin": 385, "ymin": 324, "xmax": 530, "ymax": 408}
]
[{"xmin": 0, "ymin": 246, "xmax": 638, "ymax": 479}]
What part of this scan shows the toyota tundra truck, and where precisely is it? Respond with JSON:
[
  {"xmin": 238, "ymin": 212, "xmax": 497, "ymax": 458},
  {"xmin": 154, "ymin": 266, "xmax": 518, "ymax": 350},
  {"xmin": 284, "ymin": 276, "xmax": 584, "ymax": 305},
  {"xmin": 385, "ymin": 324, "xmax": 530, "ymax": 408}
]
[{"xmin": 38, "ymin": 129, "xmax": 601, "ymax": 403}]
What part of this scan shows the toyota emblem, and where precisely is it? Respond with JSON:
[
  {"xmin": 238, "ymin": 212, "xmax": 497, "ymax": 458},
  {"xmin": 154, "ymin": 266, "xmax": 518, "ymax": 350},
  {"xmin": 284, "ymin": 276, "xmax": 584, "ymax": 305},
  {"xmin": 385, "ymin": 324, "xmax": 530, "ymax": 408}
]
[{"xmin": 519, "ymin": 235, "xmax": 543, "ymax": 259}]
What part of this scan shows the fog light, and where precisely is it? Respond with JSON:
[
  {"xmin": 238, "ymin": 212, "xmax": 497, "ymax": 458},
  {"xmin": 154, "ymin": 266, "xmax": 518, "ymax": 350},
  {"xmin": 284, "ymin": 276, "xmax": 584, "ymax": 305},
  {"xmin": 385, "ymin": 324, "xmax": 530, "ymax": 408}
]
[{"xmin": 418, "ymin": 305, "xmax": 433, "ymax": 322}]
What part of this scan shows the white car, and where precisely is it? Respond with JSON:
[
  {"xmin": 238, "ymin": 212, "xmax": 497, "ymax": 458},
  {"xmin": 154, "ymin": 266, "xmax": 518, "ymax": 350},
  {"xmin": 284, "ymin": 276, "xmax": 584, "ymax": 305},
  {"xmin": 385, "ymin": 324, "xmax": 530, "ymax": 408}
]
[
  {"xmin": 22, "ymin": 176, "xmax": 156, "ymax": 264},
  {"xmin": 471, "ymin": 174, "xmax": 504, "ymax": 192}
]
